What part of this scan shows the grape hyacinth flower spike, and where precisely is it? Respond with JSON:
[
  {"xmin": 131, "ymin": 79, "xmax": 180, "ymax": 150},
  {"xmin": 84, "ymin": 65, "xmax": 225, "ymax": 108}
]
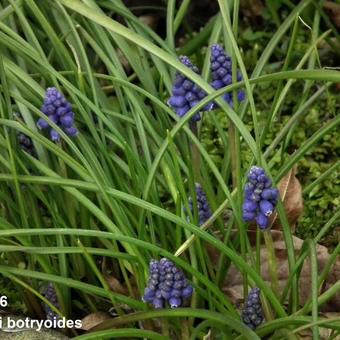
[
  {"xmin": 41, "ymin": 283, "xmax": 61, "ymax": 322},
  {"xmin": 241, "ymin": 287, "xmax": 264, "ymax": 330},
  {"xmin": 18, "ymin": 133, "xmax": 36, "ymax": 157},
  {"xmin": 242, "ymin": 166, "xmax": 279, "ymax": 229},
  {"xmin": 14, "ymin": 112, "xmax": 37, "ymax": 157},
  {"xmin": 168, "ymin": 56, "xmax": 206, "ymax": 122},
  {"xmin": 142, "ymin": 258, "xmax": 193, "ymax": 309},
  {"xmin": 208, "ymin": 44, "xmax": 245, "ymax": 110},
  {"xmin": 37, "ymin": 87, "xmax": 78, "ymax": 142},
  {"xmin": 188, "ymin": 183, "xmax": 212, "ymax": 226}
]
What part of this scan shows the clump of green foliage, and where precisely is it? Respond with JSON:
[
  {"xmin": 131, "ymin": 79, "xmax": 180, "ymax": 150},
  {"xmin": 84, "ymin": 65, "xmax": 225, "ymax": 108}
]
[{"xmin": 0, "ymin": 0, "xmax": 339, "ymax": 339}]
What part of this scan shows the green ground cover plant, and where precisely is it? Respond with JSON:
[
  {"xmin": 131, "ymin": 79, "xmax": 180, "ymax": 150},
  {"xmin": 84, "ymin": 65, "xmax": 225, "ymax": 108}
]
[{"xmin": 0, "ymin": 0, "xmax": 339, "ymax": 338}]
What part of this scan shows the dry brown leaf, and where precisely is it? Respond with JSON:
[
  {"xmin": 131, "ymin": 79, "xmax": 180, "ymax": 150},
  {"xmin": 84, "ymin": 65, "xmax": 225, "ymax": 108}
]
[
  {"xmin": 139, "ymin": 15, "xmax": 159, "ymax": 31},
  {"xmin": 207, "ymin": 230, "xmax": 340, "ymax": 312},
  {"xmin": 324, "ymin": 1, "xmax": 340, "ymax": 28},
  {"xmin": 270, "ymin": 166, "xmax": 303, "ymax": 231},
  {"xmin": 240, "ymin": 0, "xmax": 264, "ymax": 17},
  {"xmin": 105, "ymin": 275, "xmax": 127, "ymax": 295},
  {"xmin": 81, "ymin": 312, "xmax": 111, "ymax": 331},
  {"xmin": 297, "ymin": 313, "xmax": 340, "ymax": 339}
]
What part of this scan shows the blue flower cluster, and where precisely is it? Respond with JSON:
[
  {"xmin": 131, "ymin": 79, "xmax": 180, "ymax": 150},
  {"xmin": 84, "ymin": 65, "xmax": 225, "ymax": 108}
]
[
  {"xmin": 37, "ymin": 87, "xmax": 78, "ymax": 142},
  {"xmin": 168, "ymin": 56, "xmax": 206, "ymax": 122},
  {"xmin": 188, "ymin": 183, "xmax": 212, "ymax": 226},
  {"xmin": 168, "ymin": 44, "xmax": 246, "ymax": 121},
  {"xmin": 143, "ymin": 258, "xmax": 193, "ymax": 309},
  {"xmin": 209, "ymin": 44, "xmax": 245, "ymax": 109},
  {"xmin": 241, "ymin": 287, "xmax": 264, "ymax": 330},
  {"xmin": 41, "ymin": 283, "xmax": 60, "ymax": 321},
  {"xmin": 14, "ymin": 112, "xmax": 37, "ymax": 157},
  {"xmin": 242, "ymin": 166, "xmax": 279, "ymax": 229}
]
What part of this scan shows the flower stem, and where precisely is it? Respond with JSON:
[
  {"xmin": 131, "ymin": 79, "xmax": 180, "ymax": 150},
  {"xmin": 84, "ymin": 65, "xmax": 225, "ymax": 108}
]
[
  {"xmin": 229, "ymin": 0, "xmax": 248, "ymax": 298},
  {"xmin": 189, "ymin": 120, "xmax": 201, "ymax": 183},
  {"xmin": 263, "ymin": 230, "xmax": 280, "ymax": 297}
]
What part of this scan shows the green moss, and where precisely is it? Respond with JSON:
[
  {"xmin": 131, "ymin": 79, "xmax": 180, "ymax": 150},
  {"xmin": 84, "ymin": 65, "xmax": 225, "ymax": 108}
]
[
  {"xmin": 200, "ymin": 90, "xmax": 339, "ymax": 241},
  {"xmin": 291, "ymin": 92, "xmax": 339, "ymax": 240},
  {"xmin": 0, "ymin": 275, "xmax": 26, "ymax": 314}
]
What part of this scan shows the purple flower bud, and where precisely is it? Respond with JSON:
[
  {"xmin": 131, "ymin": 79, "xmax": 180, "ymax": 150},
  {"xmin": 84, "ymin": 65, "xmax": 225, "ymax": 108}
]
[
  {"xmin": 56, "ymin": 107, "xmax": 67, "ymax": 116},
  {"xmin": 179, "ymin": 55, "xmax": 193, "ymax": 68},
  {"xmin": 255, "ymin": 214, "xmax": 268, "ymax": 229},
  {"xmin": 165, "ymin": 273, "xmax": 173, "ymax": 280},
  {"xmin": 170, "ymin": 289, "xmax": 182, "ymax": 298},
  {"xmin": 161, "ymin": 290, "xmax": 171, "ymax": 299},
  {"xmin": 222, "ymin": 74, "xmax": 232, "ymax": 85},
  {"xmin": 259, "ymin": 200, "xmax": 274, "ymax": 216},
  {"xmin": 238, "ymin": 90, "xmax": 246, "ymax": 101},
  {"xmin": 174, "ymin": 273, "xmax": 183, "ymax": 281},
  {"xmin": 261, "ymin": 188, "xmax": 278, "ymax": 200},
  {"xmin": 243, "ymin": 211, "xmax": 256, "ymax": 221},
  {"xmin": 217, "ymin": 67, "xmax": 227, "ymax": 77},
  {"xmin": 211, "ymin": 80, "xmax": 224, "ymax": 89},
  {"xmin": 271, "ymin": 188, "xmax": 279, "ymax": 200},
  {"xmin": 251, "ymin": 193, "xmax": 261, "ymax": 202},
  {"xmin": 242, "ymin": 200, "xmax": 258, "ymax": 212},
  {"xmin": 217, "ymin": 55, "xmax": 226, "ymax": 63},
  {"xmin": 49, "ymin": 114, "xmax": 59, "ymax": 123},
  {"xmin": 50, "ymin": 129, "xmax": 60, "ymax": 142},
  {"xmin": 155, "ymin": 289, "xmax": 162, "ymax": 299},
  {"xmin": 60, "ymin": 113, "xmax": 74, "ymax": 128},
  {"xmin": 197, "ymin": 90, "xmax": 206, "ymax": 99},
  {"xmin": 172, "ymin": 87, "xmax": 186, "ymax": 96},
  {"xmin": 142, "ymin": 287, "xmax": 155, "ymax": 302},
  {"xmin": 245, "ymin": 183, "xmax": 254, "ymax": 193},
  {"xmin": 152, "ymin": 298, "xmax": 164, "ymax": 309},
  {"xmin": 169, "ymin": 297, "xmax": 181, "ymax": 308},
  {"xmin": 65, "ymin": 127, "xmax": 78, "ymax": 137},
  {"xmin": 189, "ymin": 100, "xmax": 199, "ymax": 108},
  {"xmin": 169, "ymin": 96, "xmax": 187, "ymax": 107},
  {"xmin": 211, "ymin": 61, "xmax": 220, "ymax": 70},
  {"xmin": 37, "ymin": 118, "xmax": 49, "ymax": 129},
  {"xmin": 182, "ymin": 80, "xmax": 193, "ymax": 90},
  {"xmin": 222, "ymin": 93, "xmax": 232, "ymax": 104},
  {"xmin": 175, "ymin": 106, "xmax": 191, "ymax": 117},
  {"xmin": 185, "ymin": 92, "xmax": 197, "ymax": 101},
  {"xmin": 264, "ymin": 179, "xmax": 272, "ymax": 188},
  {"xmin": 43, "ymin": 105, "xmax": 55, "ymax": 115},
  {"xmin": 181, "ymin": 286, "xmax": 193, "ymax": 298},
  {"xmin": 257, "ymin": 174, "xmax": 267, "ymax": 183},
  {"xmin": 173, "ymin": 281, "xmax": 183, "ymax": 289}
]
